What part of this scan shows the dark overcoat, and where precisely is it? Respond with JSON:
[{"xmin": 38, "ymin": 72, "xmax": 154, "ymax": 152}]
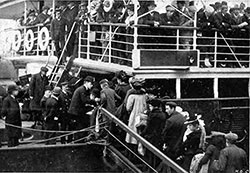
[
  {"xmin": 162, "ymin": 110, "xmax": 186, "ymax": 159},
  {"xmin": 100, "ymin": 86, "xmax": 121, "ymax": 115},
  {"xmin": 1, "ymin": 95, "xmax": 22, "ymax": 138},
  {"xmin": 50, "ymin": 17, "xmax": 68, "ymax": 41},
  {"xmin": 29, "ymin": 72, "xmax": 48, "ymax": 111},
  {"xmin": 68, "ymin": 85, "xmax": 94, "ymax": 116},
  {"xmin": 141, "ymin": 108, "xmax": 166, "ymax": 149}
]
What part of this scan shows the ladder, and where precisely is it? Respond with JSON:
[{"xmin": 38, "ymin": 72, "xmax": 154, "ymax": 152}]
[{"xmin": 49, "ymin": 22, "xmax": 76, "ymax": 87}]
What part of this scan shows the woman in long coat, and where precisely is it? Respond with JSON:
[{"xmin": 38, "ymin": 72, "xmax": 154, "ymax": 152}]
[
  {"xmin": 125, "ymin": 79, "xmax": 147, "ymax": 145},
  {"xmin": 1, "ymin": 85, "xmax": 22, "ymax": 147}
]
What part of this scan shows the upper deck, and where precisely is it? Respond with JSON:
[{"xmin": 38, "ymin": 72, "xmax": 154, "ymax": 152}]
[{"xmin": 0, "ymin": 1, "xmax": 249, "ymax": 79}]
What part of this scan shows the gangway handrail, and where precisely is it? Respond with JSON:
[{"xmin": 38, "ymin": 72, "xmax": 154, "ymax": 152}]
[{"xmin": 100, "ymin": 108, "xmax": 188, "ymax": 173}]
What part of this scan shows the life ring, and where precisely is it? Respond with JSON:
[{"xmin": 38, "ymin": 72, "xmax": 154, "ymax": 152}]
[
  {"xmin": 24, "ymin": 29, "xmax": 34, "ymax": 51},
  {"xmin": 38, "ymin": 27, "xmax": 50, "ymax": 51},
  {"xmin": 12, "ymin": 30, "xmax": 22, "ymax": 51}
]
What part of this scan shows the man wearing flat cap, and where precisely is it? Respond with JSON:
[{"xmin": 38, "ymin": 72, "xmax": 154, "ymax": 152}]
[
  {"xmin": 99, "ymin": 79, "xmax": 121, "ymax": 115},
  {"xmin": 29, "ymin": 66, "xmax": 49, "ymax": 128},
  {"xmin": 68, "ymin": 76, "xmax": 96, "ymax": 139},
  {"xmin": 212, "ymin": 132, "xmax": 248, "ymax": 173},
  {"xmin": 161, "ymin": 101, "xmax": 186, "ymax": 159},
  {"xmin": 1, "ymin": 85, "xmax": 22, "ymax": 147}
]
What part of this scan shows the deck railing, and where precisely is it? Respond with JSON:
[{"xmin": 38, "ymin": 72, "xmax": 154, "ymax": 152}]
[{"xmin": 2, "ymin": 22, "xmax": 250, "ymax": 69}]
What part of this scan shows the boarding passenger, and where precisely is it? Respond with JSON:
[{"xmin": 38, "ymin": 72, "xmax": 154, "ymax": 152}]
[
  {"xmin": 68, "ymin": 76, "xmax": 96, "ymax": 141},
  {"xmin": 197, "ymin": 135, "xmax": 226, "ymax": 173},
  {"xmin": 58, "ymin": 81, "xmax": 72, "ymax": 144},
  {"xmin": 178, "ymin": 115, "xmax": 202, "ymax": 171},
  {"xmin": 212, "ymin": 132, "xmax": 248, "ymax": 173},
  {"xmin": 1, "ymin": 85, "xmax": 22, "ymax": 147},
  {"xmin": 141, "ymin": 99, "xmax": 166, "ymax": 168},
  {"xmin": 29, "ymin": 66, "xmax": 49, "ymax": 128},
  {"xmin": 125, "ymin": 78, "xmax": 147, "ymax": 159},
  {"xmin": 50, "ymin": 9, "xmax": 68, "ymax": 59},
  {"xmin": 44, "ymin": 87, "xmax": 61, "ymax": 145}
]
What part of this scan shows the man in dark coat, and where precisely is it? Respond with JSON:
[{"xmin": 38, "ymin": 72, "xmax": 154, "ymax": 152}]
[
  {"xmin": 212, "ymin": 132, "xmax": 248, "ymax": 173},
  {"xmin": 213, "ymin": 5, "xmax": 233, "ymax": 33},
  {"xmin": 1, "ymin": 85, "xmax": 22, "ymax": 147},
  {"xmin": 161, "ymin": 102, "xmax": 186, "ymax": 159},
  {"xmin": 50, "ymin": 9, "xmax": 68, "ymax": 58},
  {"xmin": 141, "ymin": 99, "xmax": 166, "ymax": 168},
  {"xmin": 68, "ymin": 76, "xmax": 96, "ymax": 140},
  {"xmin": 64, "ymin": 2, "xmax": 78, "ymax": 56},
  {"xmin": 58, "ymin": 81, "xmax": 72, "ymax": 143},
  {"xmin": 44, "ymin": 87, "xmax": 61, "ymax": 145},
  {"xmin": 35, "ymin": 6, "xmax": 51, "ymax": 25},
  {"xmin": 29, "ymin": 66, "xmax": 49, "ymax": 127},
  {"xmin": 100, "ymin": 79, "xmax": 121, "ymax": 115}
]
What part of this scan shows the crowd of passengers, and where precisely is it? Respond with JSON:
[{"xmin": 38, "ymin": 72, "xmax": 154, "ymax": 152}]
[
  {"xmin": 16, "ymin": 0, "xmax": 250, "ymax": 64},
  {"xmin": 1, "ymin": 68, "xmax": 248, "ymax": 172}
]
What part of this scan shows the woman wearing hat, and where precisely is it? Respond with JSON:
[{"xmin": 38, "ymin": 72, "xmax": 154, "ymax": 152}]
[
  {"xmin": 1, "ymin": 85, "xmax": 22, "ymax": 147},
  {"xmin": 125, "ymin": 78, "xmax": 147, "ymax": 157}
]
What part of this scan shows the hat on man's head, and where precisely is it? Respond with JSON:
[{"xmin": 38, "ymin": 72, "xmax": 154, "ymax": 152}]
[
  {"xmin": 131, "ymin": 78, "xmax": 145, "ymax": 88},
  {"xmin": 40, "ymin": 66, "xmax": 48, "ymax": 72},
  {"xmin": 53, "ymin": 87, "xmax": 61, "ymax": 95},
  {"xmin": 165, "ymin": 101, "xmax": 177, "ymax": 108},
  {"xmin": 177, "ymin": 0, "xmax": 186, "ymax": 4},
  {"xmin": 184, "ymin": 114, "xmax": 199, "ymax": 124},
  {"xmin": 146, "ymin": 1, "xmax": 156, "ymax": 7},
  {"xmin": 45, "ymin": 85, "xmax": 52, "ymax": 91},
  {"xmin": 99, "ymin": 79, "xmax": 109, "ymax": 85},
  {"xmin": 42, "ymin": 6, "xmax": 50, "ymax": 11},
  {"xmin": 245, "ymin": 7, "xmax": 250, "ymax": 13},
  {"xmin": 148, "ymin": 99, "xmax": 162, "ymax": 107},
  {"xmin": 60, "ymin": 81, "xmax": 69, "ymax": 86},
  {"xmin": 8, "ymin": 85, "xmax": 18, "ymax": 94},
  {"xmin": 84, "ymin": 76, "xmax": 95, "ymax": 83},
  {"xmin": 79, "ymin": 2, "xmax": 88, "ymax": 7},
  {"xmin": 225, "ymin": 132, "xmax": 238, "ymax": 141}
]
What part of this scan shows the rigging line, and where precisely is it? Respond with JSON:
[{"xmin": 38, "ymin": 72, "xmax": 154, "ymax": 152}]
[
  {"xmin": 104, "ymin": 128, "xmax": 158, "ymax": 173},
  {"xmin": 28, "ymin": 0, "xmax": 39, "ymax": 13},
  {"xmin": 26, "ymin": 125, "xmax": 106, "ymax": 145},
  {"xmin": 219, "ymin": 33, "xmax": 243, "ymax": 68},
  {"xmin": 0, "ymin": 119, "xmax": 106, "ymax": 133}
]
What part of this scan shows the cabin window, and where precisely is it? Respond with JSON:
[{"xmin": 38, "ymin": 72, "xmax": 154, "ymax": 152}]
[
  {"xmin": 219, "ymin": 78, "xmax": 249, "ymax": 98},
  {"xmin": 181, "ymin": 79, "xmax": 213, "ymax": 98}
]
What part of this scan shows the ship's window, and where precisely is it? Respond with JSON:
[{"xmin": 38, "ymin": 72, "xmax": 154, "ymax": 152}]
[
  {"xmin": 219, "ymin": 78, "xmax": 249, "ymax": 97},
  {"xmin": 145, "ymin": 79, "xmax": 176, "ymax": 99},
  {"xmin": 181, "ymin": 78, "xmax": 213, "ymax": 98}
]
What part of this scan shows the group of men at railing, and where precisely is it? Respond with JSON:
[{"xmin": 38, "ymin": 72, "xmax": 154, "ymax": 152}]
[
  {"xmin": 13, "ymin": 0, "xmax": 250, "ymax": 67},
  {"xmin": 1, "ymin": 68, "xmax": 248, "ymax": 172}
]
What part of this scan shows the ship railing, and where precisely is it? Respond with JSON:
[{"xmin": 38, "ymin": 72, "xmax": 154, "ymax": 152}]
[
  {"xmin": 78, "ymin": 22, "xmax": 133, "ymax": 66},
  {"xmin": 3, "ymin": 24, "xmax": 53, "ymax": 57},
  {"xmin": 80, "ymin": 22, "xmax": 250, "ymax": 69},
  {"xmin": 100, "ymin": 108, "xmax": 188, "ymax": 173}
]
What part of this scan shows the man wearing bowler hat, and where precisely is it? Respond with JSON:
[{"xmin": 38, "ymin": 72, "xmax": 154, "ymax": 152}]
[
  {"xmin": 212, "ymin": 132, "xmax": 248, "ymax": 173},
  {"xmin": 29, "ymin": 66, "xmax": 49, "ymax": 128},
  {"xmin": 1, "ymin": 85, "xmax": 22, "ymax": 147},
  {"xmin": 68, "ymin": 76, "xmax": 96, "ymax": 140}
]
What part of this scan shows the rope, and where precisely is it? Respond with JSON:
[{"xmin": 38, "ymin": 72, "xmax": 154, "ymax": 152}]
[
  {"xmin": 26, "ymin": 124, "xmax": 106, "ymax": 145},
  {"xmin": 0, "ymin": 119, "xmax": 106, "ymax": 133},
  {"xmin": 219, "ymin": 33, "xmax": 243, "ymax": 68},
  {"xmin": 104, "ymin": 128, "xmax": 157, "ymax": 173}
]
